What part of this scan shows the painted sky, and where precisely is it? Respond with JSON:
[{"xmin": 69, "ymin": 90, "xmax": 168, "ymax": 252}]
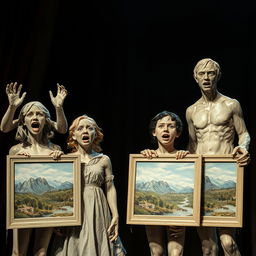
[
  {"xmin": 15, "ymin": 162, "xmax": 73, "ymax": 183},
  {"xmin": 204, "ymin": 162, "xmax": 236, "ymax": 182},
  {"xmin": 136, "ymin": 162, "xmax": 194, "ymax": 188}
]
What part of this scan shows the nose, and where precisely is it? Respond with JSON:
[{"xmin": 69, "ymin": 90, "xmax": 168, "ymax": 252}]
[
  {"xmin": 163, "ymin": 125, "xmax": 168, "ymax": 131},
  {"xmin": 82, "ymin": 127, "xmax": 89, "ymax": 133},
  {"xmin": 203, "ymin": 72, "xmax": 209, "ymax": 79},
  {"xmin": 32, "ymin": 113, "xmax": 38, "ymax": 119}
]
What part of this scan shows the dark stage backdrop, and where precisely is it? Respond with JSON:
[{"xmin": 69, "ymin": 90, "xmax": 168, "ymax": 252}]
[{"xmin": 0, "ymin": 1, "xmax": 256, "ymax": 255}]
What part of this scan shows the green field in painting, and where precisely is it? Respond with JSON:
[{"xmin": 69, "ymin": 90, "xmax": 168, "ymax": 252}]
[
  {"xmin": 204, "ymin": 188, "xmax": 236, "ymax": 216},
  {"xmin": 135, "ymin": 190, "xmax": 193, "ymax": 215},
  {"xmin": 15, "ymin": 189, "xmax": 73, "ymax": 218}
]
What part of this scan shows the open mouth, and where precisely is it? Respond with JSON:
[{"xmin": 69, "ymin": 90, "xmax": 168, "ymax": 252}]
[
  {"xmin": 31, "ymin": 122, "xmax": 40, "ymax": 131},
  {"xmin": 82, "ymin": 134, "xmax": 89, "ymax": 142},
  {"xmin": 162, "ymin": 134, "xmax": 170, "ymax": 139}
]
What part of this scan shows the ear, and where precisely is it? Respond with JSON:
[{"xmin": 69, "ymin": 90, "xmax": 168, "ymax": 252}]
[
  {"xmin": 152, "ymin": 130, "xmax": 156, "ymax": 137},
  {"xmin": 72, "ymin": 134, "xmax": 77, "ymax": 141},
  {"xmin": 217, "ymin": 71, "xmax": 222, "ymax": 81},
  {"xmin": 176, "ymin": 132, "xmax": 181, "ymax": 138},
  {"xmin": 194, "ymin": 74, "xmax": 198, "ymax": 83}
]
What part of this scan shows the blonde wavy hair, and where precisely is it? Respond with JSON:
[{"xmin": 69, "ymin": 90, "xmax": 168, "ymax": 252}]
[
  {"xmin": 193, "ymin": 58, "xmax": 221, "ymax": 81},
  {"xmin": 67, "ymin": 115, "xmax": 104, "ymax": 152}
]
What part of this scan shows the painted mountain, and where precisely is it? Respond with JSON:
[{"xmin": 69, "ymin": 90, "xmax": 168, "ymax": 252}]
[
  {"xmin": 136, "ymin": 180, "xmax": 175, "ymax": 194},
  {"xmin": 48, "ymin": 180, "xmax": 73, "ymax": 190},
  {"xmin": 15, "ymin": 177, "xmax": 73, "ymax": 195},
  {"xmin": 204, "ymin": 176, "xmax": 236, "ymax": 190},
  {"xmin": 136, "ymin": 180, "xmax": 193, "ymax": 194}
]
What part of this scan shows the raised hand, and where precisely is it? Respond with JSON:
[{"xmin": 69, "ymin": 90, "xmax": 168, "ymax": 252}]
[
  {"xmin": 49, "ymin": 83, "xmax": 68, "ymax": 108},
  {"xmin": 6, "ymin": 82, "xmax": 26, "ymax": 108}
]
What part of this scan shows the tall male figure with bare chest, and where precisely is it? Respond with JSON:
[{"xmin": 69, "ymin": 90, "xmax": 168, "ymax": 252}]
[{"xmin": 186, "ymin": 58, "xmax": 250, "ymax": 256}]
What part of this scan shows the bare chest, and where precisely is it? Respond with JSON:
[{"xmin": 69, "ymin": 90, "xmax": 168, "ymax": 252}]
[{"xmin": 192, "ymin": 102, "xmax": 233, "ymax": 129}]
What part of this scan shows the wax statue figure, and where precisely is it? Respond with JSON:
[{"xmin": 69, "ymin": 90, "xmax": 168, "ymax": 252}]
[
  {"xmin": 0, "ymin": 83, "xmax": 68, "ymax": 255},
  {"xmin": 8, "ymin": 101, "xmax": 64, "ymax": 256},
  {"xmin": 1, "ymin": 82, "xmax": 68, "ymax": 134},
  {"xmin": 186, "ymin": 58, "xmax": 250, "ymax": 256},
  {"xmin": 140, "ymin": 111, "xmax": 188, "ymax": 256},
  {"xmin": 53, "ymin": 115, "xmax": 126, "ymax": 256}
]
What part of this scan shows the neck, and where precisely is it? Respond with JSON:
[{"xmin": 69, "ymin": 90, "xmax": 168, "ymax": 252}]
[
  {"xmin": 201, "ymin": 89, "xmax": 219, "ymax": 102},
  {"xmin": 27, "ymin": 133, "xmax": 44, "ymax": 146},
  {"xmin": 157, "ymin": 143, "xmax": 176, "ymax": 154},
  {"xmin": 77, "ymin": 144, "xmax": 93, "ymax": 157}
]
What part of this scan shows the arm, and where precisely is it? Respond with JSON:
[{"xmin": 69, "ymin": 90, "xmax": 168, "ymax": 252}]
[
  {"xmin": 231, "ymin": 99, "xmax": 250, "ymax": 166},
  {"xmin": 186, "ymin": 106, "xmax": 197, "ymax": 153},
  {"xmin": 49, "ymin": 83, "xmax": 68, "ymax": 134},
  {"xmin": 1, "ymin": 82, "xmax": 26, "ymax": 132},
  {"xmin": 103, "ymin": 155, "xmax": 119, "ymax": 242}
]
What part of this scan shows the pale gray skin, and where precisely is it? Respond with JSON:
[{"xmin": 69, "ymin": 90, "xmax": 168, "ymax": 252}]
[
  {"xmin": 9, "ymin": 103, "xmax": 63, "ymax": 256},
  {"xmin": 141, "ymin": 115, "xmax": 187, "ymax": 256},
  {"xmin": 186, "ymin": 58, "xmax": 250, "ymax": 256},
  {"xmin": 69, "ymin": 117, "xmax": 119, "ymax": 242},
  {"xmin": 1, "ymin": 82, "xmax": 68, "ymax": 134}
]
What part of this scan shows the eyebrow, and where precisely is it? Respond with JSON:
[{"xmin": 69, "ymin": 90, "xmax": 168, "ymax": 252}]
[
  {"xmin": 157, "ymin": 122, "xmax": 176, "ymax": 125},
  {"xmin": 26, "ymin": 110, "xmax": 44, "ymax": 114}
]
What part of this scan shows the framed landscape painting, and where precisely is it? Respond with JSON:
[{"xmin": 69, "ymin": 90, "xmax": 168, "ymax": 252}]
[
  {"xmin": 126, "ymin": 154, "xmax": 202, "ymax": 226},
  {"xmin": 6, "ymin": 155, "xmax": 81, "ymax": 229},
  {"xmin": 201, "ymin": 155, "xmax": 244, "ymax": 227}
]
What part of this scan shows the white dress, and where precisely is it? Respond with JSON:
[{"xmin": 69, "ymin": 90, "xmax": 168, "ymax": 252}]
[{"xmin": 54, "ymin": 154, "xmax": 126, "ymax": 256}]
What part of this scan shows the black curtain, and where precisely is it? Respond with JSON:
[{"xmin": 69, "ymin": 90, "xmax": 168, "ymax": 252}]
[{"xmin": 1, "ymin": 1, "xmax": 256, "ymax": 255}]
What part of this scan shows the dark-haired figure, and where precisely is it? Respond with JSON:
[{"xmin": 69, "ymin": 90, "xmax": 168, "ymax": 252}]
[
  {"xmin": 141, "ymin": 111, "xmax": 188, "ymax": 256},
  {"xmin": 9, "ymin": 101, "xmax": 63, "ymax": 256},
  {"xmin": 1, "ymin": 82, "xmax": 68, "ymax": 134},
  {"xmin": 186, "ymin": 58, "xmax": 250, "ymax": 256},
  {"xmin": 54, "ymin": 115, "xmax": 126, "ymax": 256}
]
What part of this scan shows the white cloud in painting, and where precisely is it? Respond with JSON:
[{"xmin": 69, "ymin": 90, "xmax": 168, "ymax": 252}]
[
  {"xmin": 136, "ymin": 162, "xmax": 194, "ymax": 188},
  {"xmin": 15, "ymin": 162, "xmax": 73, "ymax": 183},
  {"xmin": 204, "ymin": 163, "xmax": 237, "ymax": 182}
]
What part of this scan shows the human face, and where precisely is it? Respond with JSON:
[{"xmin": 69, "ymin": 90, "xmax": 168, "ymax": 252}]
[
  {"xmin": 195, "ymin": 62, "xmax": 218, "ymax": 92},
  {"xmin": 72, "ymin": 118, "xmax": 96, "ymax": 149},
  {"xmin": 24, "ymin": 105, "xmax": 46, "ymax": 135},
  {"xmin": 152, "ymin": 115, "xmax": 179, "ymax": 147}
]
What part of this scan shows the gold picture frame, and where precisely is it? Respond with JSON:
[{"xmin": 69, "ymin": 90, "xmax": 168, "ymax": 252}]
[
  {"xmin": 6, "ymin": 155, "xmax": 81, "ymax": 229},
  {"xmin": 201, "ymin": 155, "xmax": 244, "ymax": 227},
  {"xmin": 126, "ymin": 154, "xmax": 202, "ymax": 226}
]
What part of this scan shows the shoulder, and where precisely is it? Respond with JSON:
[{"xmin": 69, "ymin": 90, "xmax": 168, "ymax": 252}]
[
  {"xmin": 221, "ymin": 95, "xmax": 241, "ymax": 111},
  {"xmin": 9, "ymin": 143, "xmax": 22, "ymax": 155},
  {"xmin": 101, "ymin": 154, "xmax": 111, "ymax": 166},
  {"xmin": 186, "ymin": 101, "xmax": 199, "ymax": 118},
  {"xmin": 186, "ymin": 105, "xmax": 194, "ymax": 115},
  {"xmin": 186, "ymin": 98, "xmax": 202, "ymax": 112}
]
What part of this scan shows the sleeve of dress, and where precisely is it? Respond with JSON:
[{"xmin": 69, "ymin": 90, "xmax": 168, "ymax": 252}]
[{"xmin": 105, "ymin": 174, "xmax": 114, "ymax": 183}]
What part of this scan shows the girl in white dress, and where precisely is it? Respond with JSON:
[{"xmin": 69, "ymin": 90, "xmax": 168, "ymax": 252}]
[{"xmin": 54, "ymin": 115, "xmax": 126, "ymax": 256}]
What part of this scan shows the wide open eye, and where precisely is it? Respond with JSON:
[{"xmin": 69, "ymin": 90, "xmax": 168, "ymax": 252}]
[
  {"xmin": 77, "ymin": 126, "xmax": 83, "ymax": 131},
  {"xmin": 88, "ymin": 126, "xmax": 95, "ymax": 131}
]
